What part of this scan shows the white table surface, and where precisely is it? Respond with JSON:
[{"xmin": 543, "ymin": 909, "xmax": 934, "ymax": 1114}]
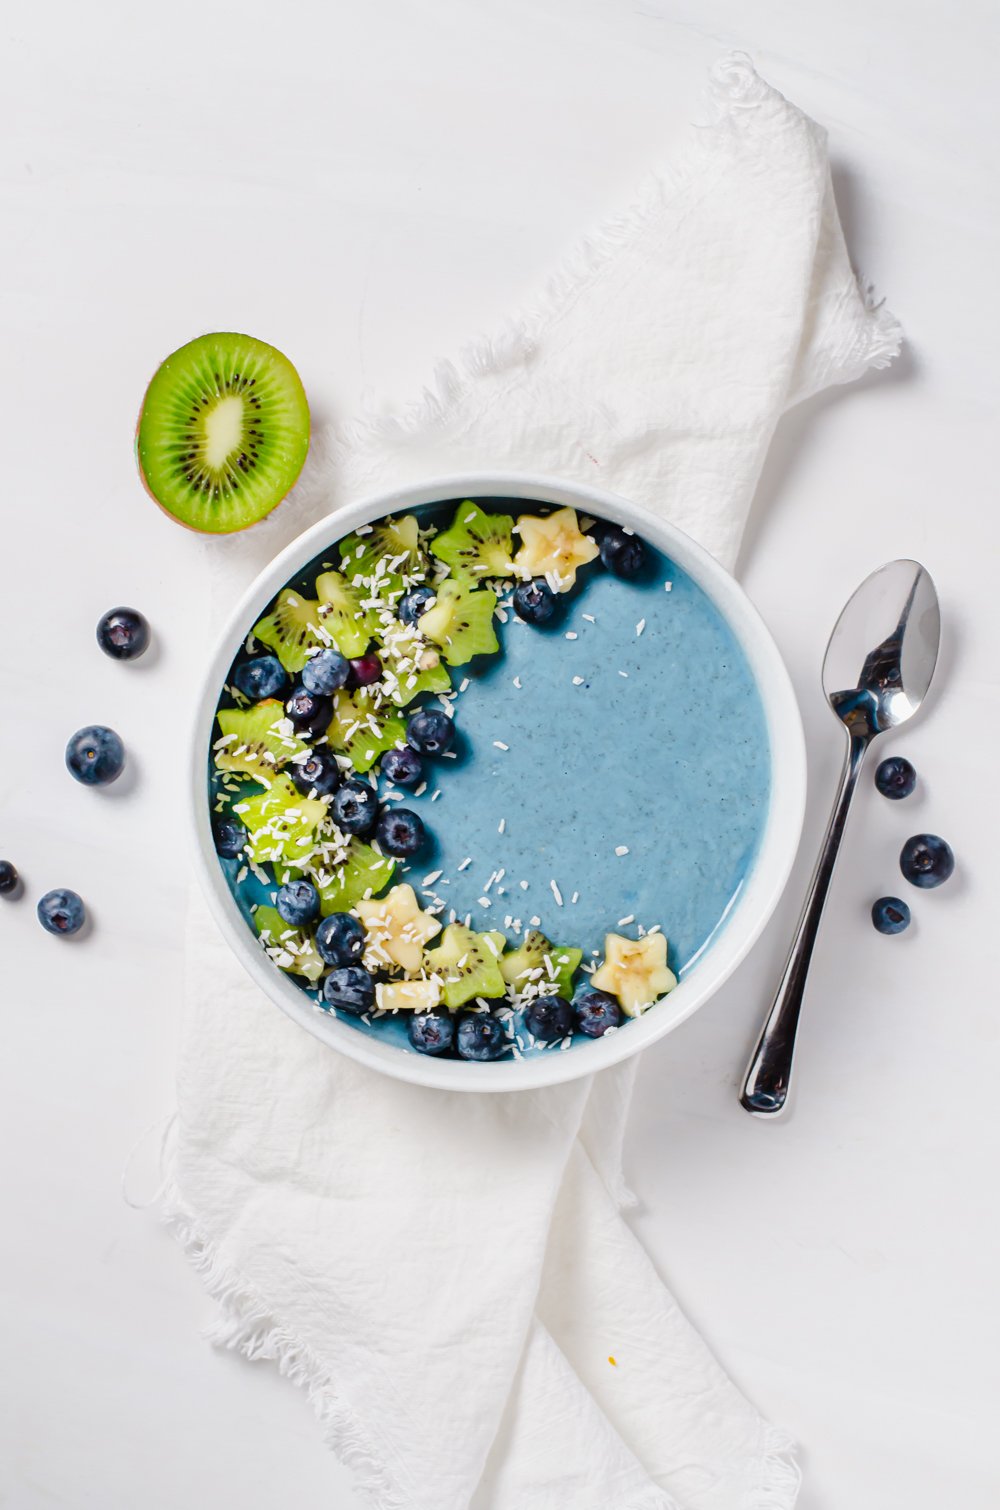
[{"xmin": 2, "ymin": 2, "xmax": 998, "ymax": 1506}]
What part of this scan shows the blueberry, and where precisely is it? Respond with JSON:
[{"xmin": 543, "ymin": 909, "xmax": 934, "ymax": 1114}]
[
  {"xmin": 381, "ymin": 746, "xmax": 424, "ymax": 788},
  {"xmin": 315, "ymin": 912, "xmax": 366, "ymax": 967},
  {"xmin": 96, "ymin": 606, "xmax": 150, "ymax": 661},
  {"xmin": 522, "ymin": 994, "xmax": 573, "ymax": 1042},
  {"xmin": 398, "ymin": 586, "xmax": 436, "ymax": 626},
  {"xmin": 599, "ymin": 524, "xmax": 646, "ymax": 577},
  {"xmin": 455, "ymin": 1012, "xmax": 507, "ymax": 1060},
  {"xmin": 408, "ymin": 1009, "xmax": 455, "ymax": 1056},
  {"xmin": 406, "ymin": 708, "xmax": 454, "ymax": 756},
  {"xmin": 284, "ymin": 686, "xmax": 332, "ymax": 737},
  {"xmin": 323, "ymin": 964, "xmax": 376, "ymax": 1015},
  {"xmin": 375, "ymin": 808, "xmax": 426, "ymax": 858},
  {"xmin": 871, "ymin": 896, "xmax": 911, "ymax": 935},
  {"xmin": 65, "ymin": 725, "xmax": 125, "ymax": 786},
  {"xmin": 348, "ymin": 652, "xmax": 383, "ymax": 688},
  {"xmin": 37, "ymin": 888, "xmax": 85, "ymax": 937},
  {"xmin": 212, "ymin": 818, "xmax": 245, "ymax": 858},
  {"xmin": 331, "ymin": 779, "xmax": 379, "ymax": 836},
  {"xmin": 573, "ymin": 990, "xmax": 621, "ymax": 1038},
  {"xmin": 874, "ymin": 756, "xmax": 916, "ymax": 800},
  {"xmin": 290, "ymin": 748, "xmax": 342, "ymax": 798},
  {"xmin": 512, "ymin": 578, "xmax": 556, "ymax": 625},
  {"xmin": 276, "ymin": 879, "xmax": 320, "ymax": 927},
  {"xmin": 0, "ymin": 860, "xmax": 19, "ymax": 895},
  {"xmin": 301, "ymin": 648, "xmax": 350, "ymax": 696},
  {"xmin": 900, "ymin": 833, "xmax": 954, "ymax": 889},
  {"xmin": 232, "ymin": 655, "xmax": 288, "ymax": 702}
]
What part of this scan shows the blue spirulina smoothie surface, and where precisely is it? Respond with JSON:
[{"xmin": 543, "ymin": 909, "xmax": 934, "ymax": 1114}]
[{"xmin": 211, "ymin": 498, "xmax": 771, "ymax": 1059}]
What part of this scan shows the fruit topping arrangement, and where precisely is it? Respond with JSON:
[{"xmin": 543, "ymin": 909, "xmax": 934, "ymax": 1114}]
[{"xmin": 208, "ymin": 499, "xmax": 682, "ymax": 1060}]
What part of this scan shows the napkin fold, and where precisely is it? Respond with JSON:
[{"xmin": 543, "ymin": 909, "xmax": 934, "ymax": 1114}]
[{"xmin": 166, "ymin": 54, "xmax": 899, "ymax": 1510}]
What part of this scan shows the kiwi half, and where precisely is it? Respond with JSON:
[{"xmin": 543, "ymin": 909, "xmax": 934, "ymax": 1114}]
[{"xmin": 136, "ymin": 332, "xmax": 310, "ymax": 533}]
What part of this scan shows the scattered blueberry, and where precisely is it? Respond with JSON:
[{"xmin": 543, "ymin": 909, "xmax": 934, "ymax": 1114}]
[
  {"xmin": 398, "ymin": 586, "xmax": 436, "ymax": 626},
  {"xmin": 290, "ymin": 748, "xmax": 342, "ymax": 798},
  {"xmin": 406, "ymin": 708, "xmax": 454, "ymax": 756},
  {"xmin": 276, "ymin": 879, "xmax": 321, "ymax": 927},
  {"xmin": 348, "ymin": 652, "xmax": 383, "ymax": 688},
  {"xmin": 874, "ymin": 756, "xmax": 917, "ymax": 800},
  {"xmin": 315, "ymin": 912, "xmax": 366, "ymax": 967},
  {"xmin": 212, "ymin": 818, "xmax": 245, "ymax": 858},
  {"xmin": 96, "ymin": 606, "xmax": 150, "ymax": 661},
  {"xmin": 574, "ymin": 990, "xmax": 621, "ymax": 1038},
  {"xmin": 37, "ymin": 888, "xmax": 85, "ymax": 937},
  {"xmin": 331, "ymin": 779, "xmax": 379, "ymax": 836},
  {"xmin": 376, "ymin": 808, "xmax": 426, "ymax": 858},
  {"xmin": 512, "ymin": 578, "xmax": 556, "ymax": 625},
  {"xmin": 65, "ymin": 725, "xmax": 125, "ymax": 786},
  {"xmin": 381, "ymin": 746, "xmax": 423, "ymax": 788},
  {"xmin": 408, "ymin": 1010, "xmax": 455, "ymax": 1056},
  {"xmin": 900, "ymin": 833, "xmax": 954, "ymax": 889},
  {"xmin": 522, "ymin": 994, "xmax": 573, "ymax": 1042},
  {"xmin": 323, "ymin": 964, "xmax": 376, "ymax": 1015},
  {"xmin": 301, "ymin": 648, "xmax": 350, "ymax": 696},
  {"xmin": 0, "ymin": 860, "xmax": 19, "ymax": 895},
  {"xmin": 284, "ymin": 686, "xmax": 332, "ymax": 737},
  {"xmin": 599, "ymin": 524, "xmax": 646, "ymax": 577},
  {"xmin": 233, "ymin": 654, "xmax": 288, "ymax": 702},
  {"xmin": 871, "ymin": 896, "xmax": 911, "ymax": 935},
  {"xmin": 455, "ymin": 1012, "xmax": 507, "ymax": 1060}
]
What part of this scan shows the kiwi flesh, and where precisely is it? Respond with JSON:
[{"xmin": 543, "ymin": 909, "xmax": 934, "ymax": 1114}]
[
  {"xmin": 326, "ymin": 689, "xmax": 407, "ymax": 773},
  {"xmin": 424, "ymin": 923, "xmax": 507, "ymax": 1009},
  {"xmin": 214, "ymin": 701, "xmax": 306, "ymax": 780},
  {"xmin": 432, "ymin": 501, "xmax": 514, "ymax": 583},
  {"xmin": 418, "ymin": 581, "xmax": 499, "ymax": 666},
  {"xmin": 338, "ymin": 516, "xmax": 425, "ymax": 589},
  {"xmin": 233, "ymin": 775, "xmax": 328, "ymax": 866},
  {"xmin": 254, "ymin": 905, "xmax": 325, "ymax": 983},
  {"xmin": 314, "ymin": 571, "xmax": 377, "ymax": 658},
  {"xmin": 500, "ymin": 930, "xmax": 582, "ymax": 1000},
  {"xmin": 252, "ymin": 589, "xmax": 330, "ymax": 675},
  {"xmin": 315, "ymin": 839, "xmax": 396, "ymax": 914},
  {"xmin": 136, "ymin": 332, "xmax": 310, "ymax": 533}
]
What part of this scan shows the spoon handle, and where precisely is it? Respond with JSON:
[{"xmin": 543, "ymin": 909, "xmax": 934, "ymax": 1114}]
[{"xmin": 740, "ymin": 732, "xmax": 869, "ymax": 1115}]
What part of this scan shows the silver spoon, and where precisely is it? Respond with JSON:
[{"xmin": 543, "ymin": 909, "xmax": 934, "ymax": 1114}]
[{"xmin": 740, "ymin": 559, "xmax": 940, "ymax": 1116}]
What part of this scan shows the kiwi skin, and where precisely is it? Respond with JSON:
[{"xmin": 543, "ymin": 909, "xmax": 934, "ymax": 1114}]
[{"xmin": 135, "ymin": 332, "xmax": 310, "ymax": 535}]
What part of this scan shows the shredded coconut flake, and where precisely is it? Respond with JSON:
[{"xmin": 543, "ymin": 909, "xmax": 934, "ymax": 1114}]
[{"xmin": 615, "ymin": 845, "xmax": 629, "ymax": 857}]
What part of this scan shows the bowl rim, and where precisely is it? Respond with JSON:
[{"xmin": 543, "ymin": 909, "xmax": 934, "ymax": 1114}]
[{"xmin": 190, "ymin": 471, "xmax": 806, "ymax": 1091}]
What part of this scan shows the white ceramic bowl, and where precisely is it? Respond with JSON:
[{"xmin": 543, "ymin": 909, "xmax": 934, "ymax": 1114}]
[{"xmin": 190, "ymin": 472, "xmax": 805, "ymax": 1091}]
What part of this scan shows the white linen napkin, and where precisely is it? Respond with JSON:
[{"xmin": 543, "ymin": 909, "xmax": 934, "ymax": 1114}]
[{"xmin": 166, "ymin": 54, "xmax": 899, "ymax": 1510}]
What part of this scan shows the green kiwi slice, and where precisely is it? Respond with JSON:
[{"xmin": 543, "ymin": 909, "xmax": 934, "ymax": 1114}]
[
  {"xmin": 338, "ymin": 516, "xmax": 426, "ymax": 590},
  {"xmin": 233, "ymin": 775, "xmax": 328, "ymax": 866},
  {"xmin": 500, "ymin": 930, "xmax": 582, "ymax": 1000},
  {"xmin": 326, "ymin": 689, "xmax": 407, "ymax": 773},
  {"xmin": 418, "ymin": 581, "xmax": 499, "ymax": 665},
  {"xmin": 254, "ymin": 905, "xmax": 325, "ymax": 983},
  {"xmin": 315, "ymin": 571, "xmax": 378, "ymax": 658},
  {"xmin": 136, "ymin": 332, "xmax": 310, "ymax": 533},
  {"xmin": 424, "ymin": 923, "xmax": 507, "ymax": 1009},
  {"xmin": 214, "ymin": 701, "xmax": 306, "ymax": 780},
  {"xmin": 315, "ymin": 839, "xmax": 396, "ymax": 914},
  {"xmin": 252, "ymin": 589, "xmax": 329, "ymax": 675},
  {"xmin": 432, "ymin": 501, "xmax": 514, "ymax": 583}
]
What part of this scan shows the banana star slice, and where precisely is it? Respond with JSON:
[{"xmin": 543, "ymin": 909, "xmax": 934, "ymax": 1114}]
[
  {"xmin": 375, "ymin": 977, "xmax": 442, "ymax": 1014},
  {"xmin": 512, "ymin": 507, "xmax": 599, "ymax": 592},
  {"xmin": 355, "ymin": 883, "xmax": 442, "ymax": 974},
  {"xmin": 590, "ymin": 932, "xmax": 677, "ymax": 1018}
]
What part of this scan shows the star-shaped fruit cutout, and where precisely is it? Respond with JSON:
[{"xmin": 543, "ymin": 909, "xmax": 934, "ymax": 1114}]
[
  {"xmin": 375, "ymin": 977, "xmax": 442, "ymax": 1014},
  {"xmin": 590, "ymin": 932, "xmax": 677, "ymax": 1017},
  {"xmin": 512, "ymin": 507, "xmax": 599, "ymax": 592},
  {"xmin": 355, "ymin": 883, "xmax": 442, "ymax": 973}
]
